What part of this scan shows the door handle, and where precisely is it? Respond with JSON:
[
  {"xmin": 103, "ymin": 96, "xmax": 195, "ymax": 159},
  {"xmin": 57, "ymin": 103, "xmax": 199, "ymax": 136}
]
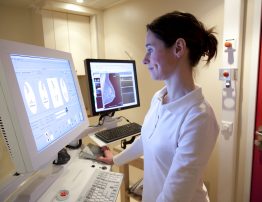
[
  {"xmin": 254, "ymin": 126, "xmax": 262, "ymax": 150},
  {"xmin": 256, "ymin": 131, "xmax": 262, "ymax": 136}
]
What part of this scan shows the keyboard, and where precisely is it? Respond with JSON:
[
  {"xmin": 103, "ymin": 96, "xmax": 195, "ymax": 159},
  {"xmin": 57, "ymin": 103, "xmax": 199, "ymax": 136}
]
[
  {"xmin": 77, "ymin": 169, "xmax": 123, "ymax": 202},
  {"xmin": 95, "ymin": 122, "xmax": 142, "ymax": 143}
]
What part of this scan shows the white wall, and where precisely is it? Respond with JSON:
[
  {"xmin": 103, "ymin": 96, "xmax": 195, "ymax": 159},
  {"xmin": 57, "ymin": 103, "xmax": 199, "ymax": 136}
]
[
  {"xmin": 42, "ymin": 10, "xmax": 91, "ymax": 75},
  {"xmin": 0, "ymin": 5, "xmax": 44, "ymax": 45},
  {"xmin": 0, "ymin": 4, "xmax": 44, "ymax": 183},
  {"xmin": 103, "ymin": 0, "xmax": 224, "ymax": 201}
]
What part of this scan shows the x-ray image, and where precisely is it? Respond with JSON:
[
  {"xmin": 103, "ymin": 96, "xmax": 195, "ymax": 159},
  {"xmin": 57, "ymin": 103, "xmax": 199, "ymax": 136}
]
[
  {"xmin": 97, "ymin": 73, "xmax": 123, "ymax": 109},
  {"xmin": 100, "ymin": 73, "xmax": 115, "ymax": 106}
]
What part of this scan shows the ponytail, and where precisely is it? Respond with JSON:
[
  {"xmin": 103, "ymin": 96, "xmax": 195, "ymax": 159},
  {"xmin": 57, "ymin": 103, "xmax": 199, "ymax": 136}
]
[{"xmin": 202, "ymin": 28, "xmax": 218, "ymax": 64}]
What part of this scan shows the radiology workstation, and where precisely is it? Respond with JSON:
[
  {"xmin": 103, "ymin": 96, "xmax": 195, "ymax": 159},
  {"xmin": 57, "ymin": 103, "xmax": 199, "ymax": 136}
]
[{"xmin": 0, "ymin": 39, "xmax": 142, "ymax": 201}]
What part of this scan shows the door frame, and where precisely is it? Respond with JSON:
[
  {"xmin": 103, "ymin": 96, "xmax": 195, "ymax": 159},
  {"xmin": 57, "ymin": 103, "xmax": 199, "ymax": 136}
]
[{"xmin": 243, "ymin": 0, "xmax": 262, "ymax": 201}]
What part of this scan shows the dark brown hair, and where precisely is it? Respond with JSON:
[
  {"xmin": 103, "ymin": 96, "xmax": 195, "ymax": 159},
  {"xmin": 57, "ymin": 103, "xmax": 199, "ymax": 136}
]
[{"xmin": 146, "ymin": 11, "xmax": 218, "ymax": 67}]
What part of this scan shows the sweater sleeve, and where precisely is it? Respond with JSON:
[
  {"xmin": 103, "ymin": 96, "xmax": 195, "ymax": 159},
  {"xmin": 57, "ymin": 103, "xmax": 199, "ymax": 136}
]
[
  {"xmin": 156, "ymin": 108, "xmax": 219, "ymax": 202},
  {"xmin": 113, "ymin": 136, "xmax": 143, "ymax": 166}
]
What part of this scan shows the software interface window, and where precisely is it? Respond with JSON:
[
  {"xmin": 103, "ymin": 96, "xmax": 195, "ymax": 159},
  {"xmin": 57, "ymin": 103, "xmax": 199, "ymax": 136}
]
[{"xmin": 11, "ymin": 55, "xmax": 84, "ymax": 152}]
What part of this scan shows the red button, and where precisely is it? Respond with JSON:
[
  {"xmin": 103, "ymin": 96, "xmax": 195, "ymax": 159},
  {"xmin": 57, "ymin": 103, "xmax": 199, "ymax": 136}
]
[
  {"xmin": 56, "ymin": 189, "xmax": 69, "ymax": 201},
  {"xmin": 224, "ymin": 41, "xmax": 232, "ymax": 48},
  {"xmin": 60, "ymin": 191, "xmax": 68, "ymax": 196},
  {"xmin": 223, "ymin": 71, "xmax": 229, "ymax": 78}
]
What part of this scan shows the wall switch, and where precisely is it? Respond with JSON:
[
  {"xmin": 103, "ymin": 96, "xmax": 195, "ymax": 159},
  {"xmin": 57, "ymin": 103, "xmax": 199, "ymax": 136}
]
[{"xmin": 221, "ymin": 121, "xmax": 233, "ymax": 134}]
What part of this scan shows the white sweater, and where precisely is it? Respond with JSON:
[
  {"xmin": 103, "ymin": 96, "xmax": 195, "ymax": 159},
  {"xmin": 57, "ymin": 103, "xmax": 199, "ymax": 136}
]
[{"xmin": 114, "ymin": 86, "xmax": 219, "ymax": 202}]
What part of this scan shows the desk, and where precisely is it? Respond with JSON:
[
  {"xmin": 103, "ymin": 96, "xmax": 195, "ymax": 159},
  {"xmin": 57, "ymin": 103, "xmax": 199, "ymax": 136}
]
[
  {"xmin": 5, "ymin": 148, "xmax": 112, "ymax": 202},
  {"xmin": 113, "ymin": 145, "xmax": 143, "ymax": 202}
]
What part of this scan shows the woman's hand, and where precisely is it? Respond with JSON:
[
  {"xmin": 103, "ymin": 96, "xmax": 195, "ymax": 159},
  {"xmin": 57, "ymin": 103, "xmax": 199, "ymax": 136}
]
[{"xmin": 97, "ymin": 146, "xmax": 114, "ymax": 165}]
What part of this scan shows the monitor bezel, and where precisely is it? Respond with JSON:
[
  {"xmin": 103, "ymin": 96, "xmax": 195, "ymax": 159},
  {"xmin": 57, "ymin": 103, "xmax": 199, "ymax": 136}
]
[{"xmin": 84, "ymin": 58, "xmax": 140, "ymax": 116}]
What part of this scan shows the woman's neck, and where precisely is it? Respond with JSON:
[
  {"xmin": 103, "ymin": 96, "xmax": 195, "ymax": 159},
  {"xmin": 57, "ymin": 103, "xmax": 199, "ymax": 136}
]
[{"xmin": 163, "ymin": 65, "xmax": 195, "ymax": 104}]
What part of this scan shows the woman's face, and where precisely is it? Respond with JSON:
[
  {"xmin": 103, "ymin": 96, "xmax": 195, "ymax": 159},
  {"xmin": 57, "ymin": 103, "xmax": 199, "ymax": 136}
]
[{"xmin": 143, "ymin": 30, "xmax": 177, "ymax": 80}]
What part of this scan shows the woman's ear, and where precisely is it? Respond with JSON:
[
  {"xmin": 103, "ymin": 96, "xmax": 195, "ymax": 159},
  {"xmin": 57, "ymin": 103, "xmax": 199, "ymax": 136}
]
[{"xmin": 173, "ymin": 38, "xmax": 186, "ymax": 58}]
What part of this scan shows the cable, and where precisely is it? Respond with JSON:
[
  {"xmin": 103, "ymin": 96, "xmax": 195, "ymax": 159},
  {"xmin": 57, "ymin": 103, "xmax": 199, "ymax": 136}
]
[
  {"xmin": 121, "ymin": 136, "xmax": 136, "ymax": 149},
  {"xmin": 88, "ymin": 112, "xmax": 116, "ymax": 128},
  {"xmin": 88, "ymin": 114, "xmax": 132, "ymax": 128},
  {"xmin": 88, "ymin": 115, "xmax": 106, "ymax": 128},
  {"xmin": 116, "ymin": 116, "xmax": 131, "ymax": 123}
]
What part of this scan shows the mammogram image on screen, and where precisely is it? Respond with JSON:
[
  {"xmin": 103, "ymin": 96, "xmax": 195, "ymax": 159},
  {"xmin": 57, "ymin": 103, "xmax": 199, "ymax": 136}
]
[
  {"xmin": 93, "ymin": 72, "xmax": 136, "ymax": 111},
  {"xmin": 100, "ymin": 73, "xmax": 115, "ymax": 106},
  {"xmin": 94, "ymin": 73, "xmax": 122, "ymax": 109}
]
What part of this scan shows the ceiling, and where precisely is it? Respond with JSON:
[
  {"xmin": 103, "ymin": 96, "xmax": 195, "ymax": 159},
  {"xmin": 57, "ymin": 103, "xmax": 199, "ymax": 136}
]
[{"xmin": 0, "ymin": 0, "xmax": 127, "ymax": 10}]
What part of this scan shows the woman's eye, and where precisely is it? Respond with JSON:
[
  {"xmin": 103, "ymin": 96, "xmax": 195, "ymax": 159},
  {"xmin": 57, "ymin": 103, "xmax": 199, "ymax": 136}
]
[{"xmin": 147, "ymin": 48, "xmax": 153, "ymax": 54}]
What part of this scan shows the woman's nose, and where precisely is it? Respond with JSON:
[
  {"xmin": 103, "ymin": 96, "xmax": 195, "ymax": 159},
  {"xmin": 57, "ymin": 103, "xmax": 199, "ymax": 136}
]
[{"xmin": 143, "ymin": 54, "xmax": 149, "ymax": 65}]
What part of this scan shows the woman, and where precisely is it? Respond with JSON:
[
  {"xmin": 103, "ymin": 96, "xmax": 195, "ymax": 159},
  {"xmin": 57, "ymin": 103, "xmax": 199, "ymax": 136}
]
[{"xmin": 99, "ymin": 11, "xmax": 219, "ymax": 202}]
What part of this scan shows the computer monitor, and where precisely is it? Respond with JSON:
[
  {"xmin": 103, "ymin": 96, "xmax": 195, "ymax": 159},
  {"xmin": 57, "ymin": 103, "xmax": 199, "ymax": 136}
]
[
  {"xmin": 84, "ymin": 59, "xmax": 140, "ymax": 117},
  {"xmin": 0, "ymin": 39, "xmax": 89, "ymax": 174}
]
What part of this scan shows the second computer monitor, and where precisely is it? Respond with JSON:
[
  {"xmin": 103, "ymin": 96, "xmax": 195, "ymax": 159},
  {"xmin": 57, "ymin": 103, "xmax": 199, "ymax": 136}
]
[{"xmin": 84, "ymin": 59, "xmax": 140, "ymax": 116}]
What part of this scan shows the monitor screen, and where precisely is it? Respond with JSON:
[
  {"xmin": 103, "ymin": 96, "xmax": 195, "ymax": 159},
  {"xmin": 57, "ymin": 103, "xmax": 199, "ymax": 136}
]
[
  {"xmin": 84, "ymin": 59, "xmax": 140, "ymax": 116},
  {"xmin": 11, "ymin": 55, "xmax": 84, "ymax": 152},
  {"xmin": 0, "ymin": 39, "xmax": 89, "ymax": 173}
]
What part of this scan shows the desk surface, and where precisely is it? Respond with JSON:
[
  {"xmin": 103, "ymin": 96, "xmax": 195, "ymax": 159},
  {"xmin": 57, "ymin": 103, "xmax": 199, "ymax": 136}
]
[
  {"xmin": 7, "ymin": 149, "xmax": 111, "ymax": 202},
  {"xmin": 39, "ymin": 154, "xmax": 110, "ymax": 201}
]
